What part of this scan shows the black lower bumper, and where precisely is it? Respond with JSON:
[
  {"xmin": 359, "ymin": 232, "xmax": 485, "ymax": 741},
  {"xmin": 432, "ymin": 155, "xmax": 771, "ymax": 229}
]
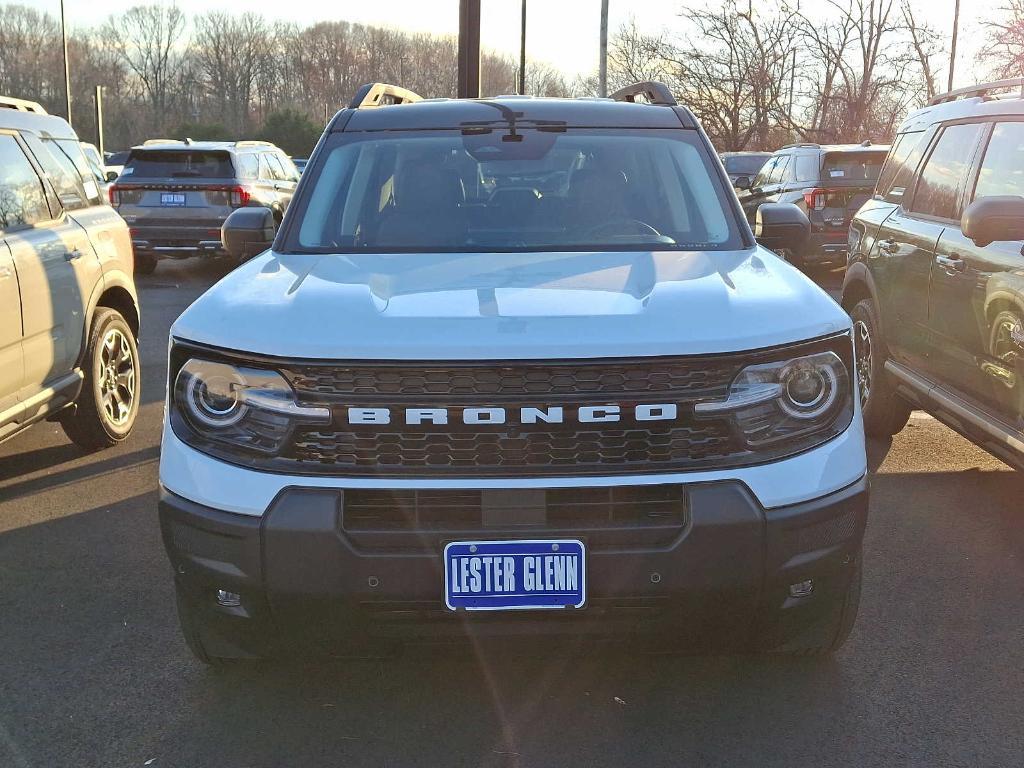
[
  {"xmin": 159, "ymin": 477, "xmax": 868, "ymax": 656},
  {"xmin": 801, "ymin": 231, "xmax": 849, "ymax": 263}
]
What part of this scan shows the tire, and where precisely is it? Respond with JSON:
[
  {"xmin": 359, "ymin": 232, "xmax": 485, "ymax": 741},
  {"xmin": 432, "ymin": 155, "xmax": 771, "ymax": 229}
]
[
  {"xmin": 850, "ymin": 298, "xmax": 912, "ymax": 437},
  {"xmin": 989, "ymin": 309, "xmax": 1023, "ymax": 365},
  {"xmin": 134, "ymin": 253, "xmax": 158, "ymax": 275},
  {"xmin": 781, "ymin": 556, "xmax": 863, "ymax": 657},
  {"xmin": 175, "ymin": 587, "xmax": 236, "ymax": 667},
  {"xmin": 60, "ymin": 308, "xmax": 141, "ymax": 451}
]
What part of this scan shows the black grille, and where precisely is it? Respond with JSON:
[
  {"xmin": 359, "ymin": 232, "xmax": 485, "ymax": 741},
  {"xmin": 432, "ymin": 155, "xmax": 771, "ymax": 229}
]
[
  {"xmin": 287, "ymin": 424, "xmax": 738, "ymax": 473},
  {"xmin": 284, "ymin": 360, "xmax": 738, "ymax": 399}
]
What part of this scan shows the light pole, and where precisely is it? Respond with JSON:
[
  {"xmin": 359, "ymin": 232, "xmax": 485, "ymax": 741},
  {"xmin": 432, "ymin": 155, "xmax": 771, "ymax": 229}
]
[
  {"xmin": 519, "ymin": 0, "xmax": 527, "ymax": 95},
  {"xmin": 948, "ymin": 0, "xmax": 960, "ymax": 91},
  {"xmin": 598, "ymin": 0, "xmax": 609, "ymax": 97},
  {"xmin": 60, "ymin": 0, "xmax": 72, "ymax": 125}
]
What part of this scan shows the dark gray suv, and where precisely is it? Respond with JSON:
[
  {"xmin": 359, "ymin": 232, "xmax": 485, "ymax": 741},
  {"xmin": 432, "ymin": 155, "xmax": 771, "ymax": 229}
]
[{"xmin": 110, "ymin": 140, "xmax": 299, "ymax": 274}]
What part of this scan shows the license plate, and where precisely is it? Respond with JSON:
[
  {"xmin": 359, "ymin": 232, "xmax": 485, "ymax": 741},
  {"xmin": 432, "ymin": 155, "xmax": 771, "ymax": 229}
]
[
  {"xmin": 160, "ymin": 193, "xmax": 186, "ymax": 207},
  {"xmin": 444, "ymin": 539, "xmax": 586, "ymax": 611}
]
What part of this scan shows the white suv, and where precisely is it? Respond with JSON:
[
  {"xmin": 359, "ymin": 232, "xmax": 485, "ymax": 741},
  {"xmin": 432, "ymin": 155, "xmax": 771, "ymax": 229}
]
[{"xmin": 158, "ymin": 82, "xmax": 867, "ymax": 664}]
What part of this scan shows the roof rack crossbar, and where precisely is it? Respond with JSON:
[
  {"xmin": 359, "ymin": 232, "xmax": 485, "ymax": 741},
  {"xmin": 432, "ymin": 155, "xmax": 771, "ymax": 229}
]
[
  {"xmin": 349, "ymin": 82, "xmax": 423, "ymax": 109},
  {"xmin": 929, "ymin": 78, "xmax": 1024, "ymax": 105},
  {"xmin": 0, "ymin": 95, "xmax": 47, "ymax": 114},
  {"xmin": 608, "ymin": 81, "xmax": 677, "ymax": 106}
]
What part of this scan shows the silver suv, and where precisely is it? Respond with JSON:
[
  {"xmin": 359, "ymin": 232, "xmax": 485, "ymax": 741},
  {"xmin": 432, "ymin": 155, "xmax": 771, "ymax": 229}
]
[
  {"xmin": 111, "ymin": 140, "xmax": 299, "ymax": 274},
  {"xmin": 0, "ymin": 96, "xmax": 141, "ymax": 449}
]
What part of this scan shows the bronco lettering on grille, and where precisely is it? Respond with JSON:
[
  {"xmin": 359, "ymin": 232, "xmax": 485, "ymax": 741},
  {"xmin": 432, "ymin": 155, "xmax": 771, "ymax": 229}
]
[{"xmin": 346, "ymin": 404, "xmax": 679, "ymax": 426}]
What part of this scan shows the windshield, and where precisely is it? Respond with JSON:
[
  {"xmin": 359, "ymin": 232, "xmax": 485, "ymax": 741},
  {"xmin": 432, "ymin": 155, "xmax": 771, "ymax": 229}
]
[
  {"xmin": 723, "ymin": 154, "xmax": 770, "ymax": 175},
  {"xmin": 285, "ymin": 129, "xmax": 742, "ymax": 253},
  {"xmin": 821, "ymin": 151, "xmax": 888, "ymax": 182},
  {"xmin": 122, "ymin": 149, "xmax": 234, "ymax": 179}
]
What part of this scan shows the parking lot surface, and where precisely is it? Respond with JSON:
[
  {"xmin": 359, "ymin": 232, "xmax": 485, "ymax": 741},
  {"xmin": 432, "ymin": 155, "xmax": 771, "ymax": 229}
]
[{"xmin": 1, "ymin": 261, "xmax": 1022, "ymax": 768}]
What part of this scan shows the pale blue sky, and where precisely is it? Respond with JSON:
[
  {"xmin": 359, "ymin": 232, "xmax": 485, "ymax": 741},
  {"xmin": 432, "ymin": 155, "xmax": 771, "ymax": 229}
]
[{"xmin": 27, "ymin": 0, "xmax": 998, "ymax": 86}]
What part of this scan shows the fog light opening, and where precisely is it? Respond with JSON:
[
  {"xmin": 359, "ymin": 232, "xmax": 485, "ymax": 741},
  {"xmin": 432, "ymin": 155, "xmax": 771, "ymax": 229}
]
[
  {"xmin": 788, "ymin": 579, "xmax": 814, "ymax": 599},
  {"xmin": 216, "ymin": 589, "xmax": 242, "ymax": 607}
]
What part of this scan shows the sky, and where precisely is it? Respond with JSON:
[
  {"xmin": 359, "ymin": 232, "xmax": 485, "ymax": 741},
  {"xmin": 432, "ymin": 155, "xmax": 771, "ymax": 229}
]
[{"xmin": 25, "ymin": 0, "xmax": 1005, "ymax": 89}]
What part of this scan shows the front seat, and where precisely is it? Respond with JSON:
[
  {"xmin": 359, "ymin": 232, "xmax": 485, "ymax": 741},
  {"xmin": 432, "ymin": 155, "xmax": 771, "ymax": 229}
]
[
  {"xmin": 566, "ymin": 167, "xmax": 631, "ymax": 231},
  {"xmin": 378, "ymin": 164, "xmax": 467, "ymax": 247}
]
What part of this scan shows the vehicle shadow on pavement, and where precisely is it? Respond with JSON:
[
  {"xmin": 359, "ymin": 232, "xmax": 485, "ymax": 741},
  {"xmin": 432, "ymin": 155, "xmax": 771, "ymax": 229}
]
[
  {"xmin": 0, "ymin": 443, "xmax": 159, "ymax": 495},
  {"xmin": 1, "ymin": 469, "xmax": 1022, "ymax": 768}
]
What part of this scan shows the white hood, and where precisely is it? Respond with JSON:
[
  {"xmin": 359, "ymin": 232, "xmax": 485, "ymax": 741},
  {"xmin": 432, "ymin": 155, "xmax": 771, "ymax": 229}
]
[{"xmin": 171, "ymin": 248, "xmax": 850, "ymax": 360}]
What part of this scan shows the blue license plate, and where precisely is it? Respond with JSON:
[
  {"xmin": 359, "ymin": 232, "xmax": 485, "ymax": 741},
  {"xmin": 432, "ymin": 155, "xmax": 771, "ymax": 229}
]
[
  {"xmin": 160, "ymin": 193, "xmax": 186, "ymax": 207},
  {"xmin": 444, "ymin": 539, "xmax": 586, "ymax": 611}
]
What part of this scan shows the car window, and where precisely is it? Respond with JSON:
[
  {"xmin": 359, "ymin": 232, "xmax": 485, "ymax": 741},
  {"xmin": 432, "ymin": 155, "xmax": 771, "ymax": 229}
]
[
  {"xmin": 276, "ymin": 153, "xmax": 300, "ymax": 182},
  {"xmin": 266, "ymin": 153, "xmax": 289, "ymax": 182},
  {"xmin": 751, "ymin": 156, "xmax": 777, "ymax": 189},
  {"xmin": 795, "ymin": 155, "xmax": 819, "ymax": 182},
  {"xmin": 910, "ymin": 123, "xmax": 985, "ymax": 220},
  {"xmin": 0, "ymin": 134, "xmax": 52, "ymax": 231},
  {"xmin": 724, "ymin": 155, "xmax": 770, "ymax": 176},
  {"xmin": 876, "ymin": 131, "xmax": 925, "ymax": 202},
  {"xmin": 768, "ymin": 155, "xmax": 790, "ymax": 184},
  {"xmin": 51, "ymin": 139, "xmax": 103, "ymax": 205},
  {"xmin": 973, "ymin": 122, "xmax": 1024, "ymax": 200},
  {"xmin": 236, "ymin": 153, "xmax": 259, "ymax": 180},
  {"xmin": 288, "ymin": 129, "xmax": 743, "ymax": 253},
  {"xmin": 27, "ymin": 136, "xmax": 90, "ymax": 211},
  {"xmin": 258, "ymin": 153, "xmax": 275, "ymax": 180},
  {"xmin": 122, "ymin": 149, "xmax": 234, "ymax": 179},
  {"xmin": 821, "ymin": 151, "xmax": 887, "ymax": 182}
]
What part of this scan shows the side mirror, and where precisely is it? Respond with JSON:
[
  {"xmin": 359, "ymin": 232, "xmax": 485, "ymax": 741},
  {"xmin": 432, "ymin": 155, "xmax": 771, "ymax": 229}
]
[
  {"xmin": 222, "ymin": 207, "xmax": 276, "ymax": 261},
  {"xmin": 961, "ymin": 196, "xmax": 1024, "ymax": 247},
  {"xmin": 105, "ymin": 170, "xmax": 118, "ymax": 182},
  {"xmin": 734, "ymin": 175, "xmax": 751, "ymax": 191},
  {"xmin": 755, "ymin": 202, "xmax": 810, "ymax": 252}
]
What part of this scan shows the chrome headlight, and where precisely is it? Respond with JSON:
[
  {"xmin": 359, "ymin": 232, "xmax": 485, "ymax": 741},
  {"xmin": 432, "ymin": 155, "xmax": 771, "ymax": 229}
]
[
  {"xmin": 172, "ymin": 358, "xmax": 329, "ymax": 454},
  {"xmin": 695, "ymin": 350, "xmax": 852, "ymax": 448}
]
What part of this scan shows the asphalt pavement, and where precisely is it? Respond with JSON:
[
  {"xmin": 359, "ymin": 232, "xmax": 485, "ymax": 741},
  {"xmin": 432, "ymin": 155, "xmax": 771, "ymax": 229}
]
[{"xmin": 0, "ymin": 260, "xmax": 1022, "ymax": 768}]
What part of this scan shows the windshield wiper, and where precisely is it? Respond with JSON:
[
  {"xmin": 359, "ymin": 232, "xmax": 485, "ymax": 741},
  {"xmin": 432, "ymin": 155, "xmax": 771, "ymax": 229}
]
[{"xmin": 460, "ymin": 101, "xmax": 566, "ymax": 141}]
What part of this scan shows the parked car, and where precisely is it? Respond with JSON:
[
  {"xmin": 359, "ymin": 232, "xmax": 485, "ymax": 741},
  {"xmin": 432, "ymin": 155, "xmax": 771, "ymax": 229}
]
[
  {"xmin": 0, "ymin": 95, "xmax": 141, "ymax": 449},
  {"xmin": 104, "ymin": 150, "xmax": 129, "ymax": 178},
  {"xmin": 80, "ymin": 141, "xmax": 116, "ymax": 197},
  {"xmin": 719, "ymin": 151, "xmax": 772, "ymax": 186},
  {"xmin": 738, "ymin": 142, "xmax": 889, "ymax": 267},
  {"xmin": 292, "ymin": 157, "xmax": 308, "ymax": 174},
  {"xmin": 844, "ymin": 78, "xmax": 1024, "ymax": 469},
  {"xmin": 110, "ymin": 139, "xmax": 300, "ymax": 274},
  {"xmin": 158, "ymin": 81, "xmax": 867, "ymax": 665}
]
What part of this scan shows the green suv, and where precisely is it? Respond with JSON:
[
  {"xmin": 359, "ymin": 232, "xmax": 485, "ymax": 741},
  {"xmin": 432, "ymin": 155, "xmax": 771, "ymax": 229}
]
[{"xmin": 843, "ymin": 78, "xmax": 1024, "ymax": 467}]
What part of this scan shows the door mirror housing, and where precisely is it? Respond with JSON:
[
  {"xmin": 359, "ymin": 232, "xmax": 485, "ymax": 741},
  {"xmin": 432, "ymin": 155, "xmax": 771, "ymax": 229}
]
[
  {"xmin": 961, "ymin": 196, "xmax": 1024, "ymax": 247},
  {"xmin": 105, "ymin": 170, "xmax": 118, "ymax": 182},
  {"xmin": 222, "ymin": 207, "xmax": 276, "ymax": 261},
  {"xmin": 733, "ymin": 175, "xmax": 751, "ymax": 191},
  {"xmin": 754, "ymin": 203, "xmax": 810, "ymax": 252}
]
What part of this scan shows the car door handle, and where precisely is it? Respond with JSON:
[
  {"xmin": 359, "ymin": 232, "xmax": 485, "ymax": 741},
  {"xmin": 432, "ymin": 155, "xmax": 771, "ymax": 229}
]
[
  {"xmin": 880, "ymin": 238, "xmax": 899, "ymax": 254},
  {"xmin": 64, "ymin": 248, "xmax": 82, "ymax": 262},
  {"xmin": 935, "ymin": 253, "xmax": 965, "ymax": 272}
]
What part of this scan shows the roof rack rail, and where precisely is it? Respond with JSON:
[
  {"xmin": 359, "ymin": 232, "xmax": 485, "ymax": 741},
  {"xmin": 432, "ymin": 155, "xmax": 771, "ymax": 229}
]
[
  {"xmin": 142, "ymin": 138, "xmax": 183, "ymax": 145},
  {"xmin": 929, "ymin": 78, "xmax": 1024, "ymax": 105},
  {"xmin": 349, "ymin": 82, "xmax": 423, "ymax": 109},
  {"xmin": 781, "ymin": 142, "xmax": 821, "ymax": 149},
  {"xmin": 0, "ymin": 95, "xmax": 47, "ymax": 114},
  {"xmin": 235, "ymin": 140, "xmax": 274, "ymax": 148},
  {"xmin": 608, "ymin": 81, "xmax": 677, "ymax": 106}
]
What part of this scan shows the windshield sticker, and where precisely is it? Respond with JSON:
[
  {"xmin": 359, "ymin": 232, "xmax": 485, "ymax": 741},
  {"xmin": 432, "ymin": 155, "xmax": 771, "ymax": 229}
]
[
  {"xmin": 121, "ymin": 167, "xmax": 133, "ymax": 175},
  {"xmin": 829, "ymin": 169, "xmax": 845, "ymax": 177}
]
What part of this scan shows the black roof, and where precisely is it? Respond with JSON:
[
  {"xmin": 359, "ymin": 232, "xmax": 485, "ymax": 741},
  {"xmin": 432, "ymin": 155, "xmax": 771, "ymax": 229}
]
[{"xmin": 333, "ymin": 96, "xmax": 693, "ymax": 132}]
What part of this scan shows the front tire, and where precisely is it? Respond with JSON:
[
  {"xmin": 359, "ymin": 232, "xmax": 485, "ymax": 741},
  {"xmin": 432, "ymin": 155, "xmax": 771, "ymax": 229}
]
[
  {"xmin": 61, "ymin": 308, "xmax": 140, "ymax": 450},
  {"xmin": 134, "ymin": 253, "xmax": 158, "ymax": 275},
  {"xmin": 850, "ymin": 299, "xmax": 912, "ymax": 437}
]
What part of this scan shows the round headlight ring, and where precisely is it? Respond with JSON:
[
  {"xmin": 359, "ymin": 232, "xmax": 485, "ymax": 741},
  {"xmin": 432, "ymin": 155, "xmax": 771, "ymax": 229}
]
[
  {"xmin": 179, "ymin": 361, "xmax": 249, "ymax": 428},
  {"xmin": 778, "ymin": 360, "xmax": 839, "ymax": 419}
]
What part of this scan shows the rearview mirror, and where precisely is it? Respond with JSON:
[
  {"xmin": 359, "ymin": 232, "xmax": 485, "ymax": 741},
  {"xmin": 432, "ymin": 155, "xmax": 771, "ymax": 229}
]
[
  {"xmin": 733, "ymin": 175, "xmax": 751, "ymax": 191},
  {"xmin": 105, "ymin": 170, "xmax": 118, "ymax": 182},
  {"xmin": 961, "ymin": 196, "xmax": 1024, "ymax": 247},
  {"xmin": 222, "ymin": 207, "xmax": 276, "ymax": 261},
  {"xmin": 754, "ymin": 203, "xmax": 810, "ymax": 253}
]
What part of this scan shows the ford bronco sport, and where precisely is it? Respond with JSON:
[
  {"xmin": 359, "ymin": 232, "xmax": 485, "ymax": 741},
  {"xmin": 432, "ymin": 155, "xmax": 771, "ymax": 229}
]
[
  {"xmin": 158, "ymin": 82, "xmax": 868, "ymax": 664},
  {"xmin": 845, "ymin": 78, "xmax": 1024, "ymax": 468},
  {"xmin": 0, "ymin": 96, "xmax": 141, "ymax": 449}
]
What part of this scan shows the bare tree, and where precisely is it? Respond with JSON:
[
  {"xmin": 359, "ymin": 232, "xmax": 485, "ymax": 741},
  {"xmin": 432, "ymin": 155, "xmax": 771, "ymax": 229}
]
[
  {"xmin": 192, "ymin": 13, "xmax": 272, "ymax": 130},
  {"xmin": 979, "ymin": 1, "xmax": 1024, "ymax": 78}
]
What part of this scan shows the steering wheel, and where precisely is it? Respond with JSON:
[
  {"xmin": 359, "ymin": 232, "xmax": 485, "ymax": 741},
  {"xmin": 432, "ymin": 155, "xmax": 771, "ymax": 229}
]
[{"xmin": 584, "ymin": 218, "xmax": 662, "ymax": 238}]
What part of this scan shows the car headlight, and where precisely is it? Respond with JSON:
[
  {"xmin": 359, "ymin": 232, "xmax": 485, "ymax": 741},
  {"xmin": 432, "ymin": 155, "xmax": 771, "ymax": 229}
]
[
  {"xmin": 172, "ymin": 358, "xmax": 329, "ymax": 454},
  {"xmin": 695, "ymin": 350, "xmax": 852, "ymax": 448}
]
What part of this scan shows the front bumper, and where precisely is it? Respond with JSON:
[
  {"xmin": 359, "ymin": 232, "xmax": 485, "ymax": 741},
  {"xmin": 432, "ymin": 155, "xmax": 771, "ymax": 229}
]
[{"xmin": 159, "ymin": 474, "xmax": 868, "ymax": 656}]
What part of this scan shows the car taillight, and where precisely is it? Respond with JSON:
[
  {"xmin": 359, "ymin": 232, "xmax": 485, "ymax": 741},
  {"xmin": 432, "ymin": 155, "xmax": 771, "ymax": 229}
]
[
  {"xmin": 229, "ymin": 185, "xmax": 251, "ymax": 208},
  {"xmin": 803, "ymin": 188, "xmax": 842, "ymax": 211},
  {"xmin": 109, "ymin": 185, "xmax": 120, "ymax": 206}
]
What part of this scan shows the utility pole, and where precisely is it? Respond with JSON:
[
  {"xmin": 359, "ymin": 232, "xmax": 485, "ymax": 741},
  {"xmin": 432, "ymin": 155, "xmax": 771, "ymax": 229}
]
[
  {"xmin": 519, "ymin": 0, "xmax": 527, "ymax": 95},
  {"xmin": 94, "ymin": 86, "xmax": 104, "ymax": 156},
  {"xmin": 598, "ymin": 0, "xmax": 609, "ymax": 97},
  {"xmin": 948, "ymin": 0, "xmax": 960, "ymax": 91},
  {"xmin": 457, "ymin": 0, "xmax": 482, "ymax": 98},
  {"xmin": 60, "ymin": 0, "xmax": 72, "ymax": 125}
]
